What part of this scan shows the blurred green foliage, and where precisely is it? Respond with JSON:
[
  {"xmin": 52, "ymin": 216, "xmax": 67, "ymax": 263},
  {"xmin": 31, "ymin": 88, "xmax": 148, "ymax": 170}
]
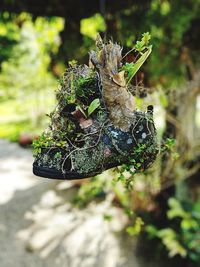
[
  {"xmin": 1, "ymin": 0, "xmax": 200, "ymax": 140},
  {"xmin": 0, "ymin": 12, "xmax": 19, "ymax": 64},
  {"xmin": 126, "ymin": 217, "xmax": 144, "ymax": 236},
  {"xmin": 80, "ymin": 13, "xmax": 106, "ymax": 39},
  {"xmin": 0, "ymin": 12, "xmax": 64, "ymax": 140},
  {"xmin": 116, "ymin": 0, "xmax": 200, "ymax": 87},
  {"xmin": 146, "ymin": 197, "xmax": 200, "ymax": 261}
]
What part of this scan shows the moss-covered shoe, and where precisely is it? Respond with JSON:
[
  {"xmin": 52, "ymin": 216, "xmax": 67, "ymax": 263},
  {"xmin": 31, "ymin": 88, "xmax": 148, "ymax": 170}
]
[{"xmin": 33, "ymin": 34, "xmax": 158, "ymax": 180}]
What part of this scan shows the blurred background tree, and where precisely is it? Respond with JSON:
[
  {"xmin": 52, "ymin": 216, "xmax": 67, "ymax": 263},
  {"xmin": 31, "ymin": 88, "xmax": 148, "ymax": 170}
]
[
  {"xmin": 0, "ymin": 12, "xmax": 64, "ymax": 140},
  {"xmin": 0, "ymin": 0, "xmax": 200, "ymax": 265}
]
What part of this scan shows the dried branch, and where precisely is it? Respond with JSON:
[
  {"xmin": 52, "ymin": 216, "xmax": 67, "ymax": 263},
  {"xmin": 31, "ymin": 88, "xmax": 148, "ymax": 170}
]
[{"xmin": 90, "ymin": 35, "xmax": 136, "ymax": 131}]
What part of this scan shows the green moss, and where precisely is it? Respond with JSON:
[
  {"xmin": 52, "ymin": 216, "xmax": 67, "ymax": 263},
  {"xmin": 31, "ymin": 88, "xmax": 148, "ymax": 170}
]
[
  {"xmin": 75, "ymin": 71, "xmax": 99, "ymax": 104},
  {"xmin": 97, "ymin": 110, "xmax": 108, "ymax": 122},
  {"xmin": 71, "ymin": 141, "xmax": 105, "ymax": 174},
  {"xmin": 36, "ymin": 150, "xmax": 63, "ymax": 170}
]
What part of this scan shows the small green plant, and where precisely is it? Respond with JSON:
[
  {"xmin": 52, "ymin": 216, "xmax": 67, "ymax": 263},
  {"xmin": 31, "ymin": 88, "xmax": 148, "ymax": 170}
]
[
  {"xmin": 113, "ymin": 142, "xmax": 157, "ymax": 191},
  {"xmin": 33, "ymin": 133, "xmax": 67, "ymax": 155},
  {"xmin": 122, "ymin": 32, "xmax": 152, "ymax": 84}
]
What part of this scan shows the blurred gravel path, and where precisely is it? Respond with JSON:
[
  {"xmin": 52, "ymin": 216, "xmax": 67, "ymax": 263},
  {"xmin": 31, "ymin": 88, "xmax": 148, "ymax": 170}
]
[
  {"xmin": 0, "ymin": 139, "xmax": 168, "ymax": 267},
  {"xmin": 0, "ymin": 139, "xmax": 57, "ymax": 267}
]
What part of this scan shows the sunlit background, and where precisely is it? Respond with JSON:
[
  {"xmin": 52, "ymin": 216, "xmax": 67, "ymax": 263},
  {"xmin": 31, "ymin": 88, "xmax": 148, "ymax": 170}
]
[{"xmin": 0, "ymin": 1, "xmax": 200, "ymax": 267}]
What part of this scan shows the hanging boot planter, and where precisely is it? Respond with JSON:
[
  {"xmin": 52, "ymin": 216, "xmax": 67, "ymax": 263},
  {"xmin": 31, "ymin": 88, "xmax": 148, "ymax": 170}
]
[{"xmin": 33, "ymin": 33, "xmax": 158, "ymax": 180}]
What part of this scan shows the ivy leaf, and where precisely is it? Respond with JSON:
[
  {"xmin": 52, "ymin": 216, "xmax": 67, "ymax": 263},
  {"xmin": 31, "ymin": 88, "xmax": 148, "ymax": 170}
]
[
  {"xmin": 141, "ymin": 32, "xmax": 151, "ymax": 46},
  {"xmin": 135, "ymin": 41, "xmax": 146, "ymax": 52},
  {"xmin": 135, "ymin": 32, "xmax": 151, "ymax": 52},
  {"xmin": 88, "ymin": 98, "xmax": 100, "ymax": 116}
]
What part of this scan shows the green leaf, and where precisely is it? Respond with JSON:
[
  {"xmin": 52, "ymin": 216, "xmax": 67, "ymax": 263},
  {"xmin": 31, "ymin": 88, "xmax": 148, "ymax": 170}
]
[
  {"xmin": 135, "ymin": 41, "xmax": 145, "ymax": 52},
  {"xmin": 157, "ymin": 228, "xmax": 187, "ymax": 258},
  {"xmin": 141, "ymin": 32, "xmax": 151, "ymax": 46},
  {"xmin": 134, "ymin": 32, "xmax": 151, "ymax": 52},
  {"xmin": 126, "ymin": 217, "xmax": 144, "ymax": 236},
  {"xmin": 146, "ymin": 225, "xmax": 158, "ymax": 238},
  {"xmin": 167, "ymin": 197, "xmax": 188, "ymax": 219},
  {"xmin": 88, "ymin": 98, "xmax": 100, "ymax": 116},
  {"xmin": 123, "ymin": 46, "xmax": 152, "ymax": 84}
]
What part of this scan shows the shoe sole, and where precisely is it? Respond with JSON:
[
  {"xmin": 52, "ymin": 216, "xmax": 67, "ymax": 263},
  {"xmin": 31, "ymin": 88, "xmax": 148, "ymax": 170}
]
[
  {"xmin": 32, "ymin": 161, "xmax": 123, "ymax": 180},
  {"xmin": 33, "ymin": 164, "xmax": 103, "ymax": 180}
]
